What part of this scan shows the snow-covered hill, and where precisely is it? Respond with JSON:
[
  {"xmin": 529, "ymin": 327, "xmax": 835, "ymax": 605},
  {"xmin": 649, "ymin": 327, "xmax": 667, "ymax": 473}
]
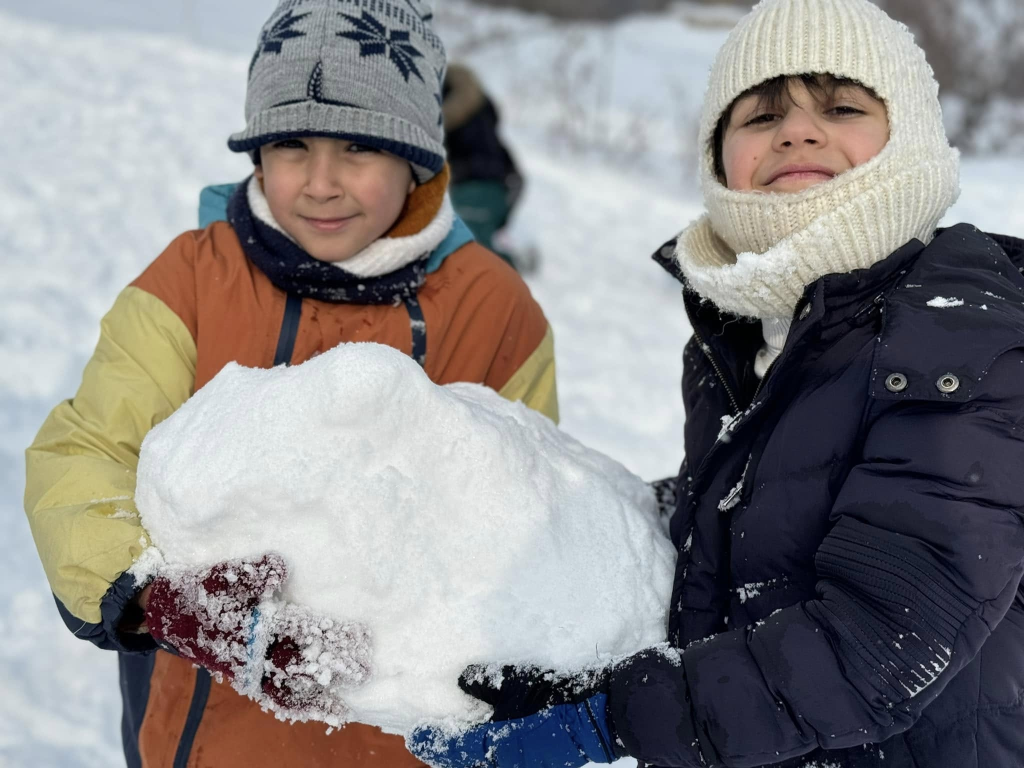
[{"xmin": 1, "ymin": 4, "xmax": 1022, "ymax": 765}]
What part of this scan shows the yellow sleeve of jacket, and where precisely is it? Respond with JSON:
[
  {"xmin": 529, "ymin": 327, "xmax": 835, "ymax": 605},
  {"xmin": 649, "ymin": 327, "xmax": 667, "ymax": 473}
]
[
  {"xmin": 24, "ymin": 285, "xmax": 196, "ymax": 650},
  {"xmin": 497, "ymin": 324, "xmax": 558, "ymax": 424}
]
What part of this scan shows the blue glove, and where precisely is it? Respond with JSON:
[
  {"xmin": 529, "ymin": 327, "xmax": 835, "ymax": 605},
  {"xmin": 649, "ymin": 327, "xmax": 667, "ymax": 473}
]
[
  {"xmin": 407, "ymin": 664, "xmax": 619, "ymax": 767},
  {"xmin": 407, "ymin": 692, "xmax": 617, "ymax": 767}
]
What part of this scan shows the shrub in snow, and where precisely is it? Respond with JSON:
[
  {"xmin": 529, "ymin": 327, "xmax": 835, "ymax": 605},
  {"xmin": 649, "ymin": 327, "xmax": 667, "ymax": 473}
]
[{"xmin": 134, "ymin": 342, "xmax": 674, "ymax": 734}]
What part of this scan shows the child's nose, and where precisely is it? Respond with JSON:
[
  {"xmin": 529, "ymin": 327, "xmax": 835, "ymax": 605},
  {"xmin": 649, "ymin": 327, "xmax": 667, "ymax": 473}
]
[
  {"xmin": 773, "ymin": 109, "xmax": 827, "ymax": 150},
  {"xmin": 304, "ymin": 153, "xmax": 344, "ymax": 201}
]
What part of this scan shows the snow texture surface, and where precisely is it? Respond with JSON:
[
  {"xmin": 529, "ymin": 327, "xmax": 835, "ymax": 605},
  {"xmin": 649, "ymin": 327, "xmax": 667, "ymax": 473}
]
[{"xmin": 134, "ymin": 343, "xmax": 675, "ymax": 734}]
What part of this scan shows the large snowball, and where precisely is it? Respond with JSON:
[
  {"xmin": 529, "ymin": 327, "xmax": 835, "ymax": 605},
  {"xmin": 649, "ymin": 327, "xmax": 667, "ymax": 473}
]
[{"xmin": 135, "ymin": 343, "xmax": 674, "ymax": 734}]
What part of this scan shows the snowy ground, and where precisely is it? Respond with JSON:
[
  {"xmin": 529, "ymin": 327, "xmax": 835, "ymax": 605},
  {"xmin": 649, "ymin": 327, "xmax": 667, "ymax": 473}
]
[{"xmin": 2, "ymin": 4, "xmax": 1023, "ymax": 766}]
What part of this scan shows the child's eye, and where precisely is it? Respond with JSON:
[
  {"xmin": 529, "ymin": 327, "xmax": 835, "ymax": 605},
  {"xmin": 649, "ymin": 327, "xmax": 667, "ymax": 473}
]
[
  {"xmin": 829, "ymin": 105, "xmax": 865, "ymax": 117},
  {"xmin": 273, "ymin": 139, "xmax": 307, "ymax": 150},
  {"xmin": 743, "ymin": 112, "xmax": 779, "ymax": 127},
  {"xmin": 347, "ymin": 143, "xmax": 380, "ymax": 154}
]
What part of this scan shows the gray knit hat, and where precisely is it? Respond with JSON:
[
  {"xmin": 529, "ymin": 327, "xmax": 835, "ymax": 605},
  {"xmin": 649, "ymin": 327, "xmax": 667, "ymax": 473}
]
[{"xmin": 229, "ymin": 0, "xmax": 447, "ymax": 182}]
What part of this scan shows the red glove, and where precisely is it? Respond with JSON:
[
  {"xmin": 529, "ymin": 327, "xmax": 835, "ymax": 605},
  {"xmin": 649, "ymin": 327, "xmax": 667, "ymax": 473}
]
[{"xmin": 145, "ymin": 553, "xmax": 370, "ymax": 722}]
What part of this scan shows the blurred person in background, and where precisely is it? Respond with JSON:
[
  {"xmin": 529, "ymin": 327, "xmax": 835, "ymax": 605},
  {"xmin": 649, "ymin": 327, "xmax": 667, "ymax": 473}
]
[{"xmin": 443, "ymin": 62, "xmax": 538, "ymax": 273}]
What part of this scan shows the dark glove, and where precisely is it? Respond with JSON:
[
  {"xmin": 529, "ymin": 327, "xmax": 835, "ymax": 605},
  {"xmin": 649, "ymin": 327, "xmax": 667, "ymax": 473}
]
[
  {"xmin": 650, "ymin": 475, "xmax": 679, "ymax": 519},
  {"xmin": 407, "ymin": 663, "xmax": 619, "ymax": 767},
  {"xmin": 606, "ymin": 647, "xmax": 707, "ymax": 768},
  {"xmin": 457, "ymin": 663, "xmax": 609, "ymax": 721},
  {"xmin": 145, "ymin": 553, "xmax": 371, "ymax": 721}
]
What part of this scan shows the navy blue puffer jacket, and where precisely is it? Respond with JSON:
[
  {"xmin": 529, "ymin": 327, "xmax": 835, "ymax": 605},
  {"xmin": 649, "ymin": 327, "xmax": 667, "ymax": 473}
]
[{"xmin": 615, "ymin": 225, "xmax": 1024, "ymax": 768}]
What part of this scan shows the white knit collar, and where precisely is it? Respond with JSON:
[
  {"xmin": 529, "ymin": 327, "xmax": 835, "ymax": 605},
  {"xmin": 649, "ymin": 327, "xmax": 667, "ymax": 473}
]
[
  {"xmin": 754, "ymin": 317, "xmax": 791, "ymax": 379},
  {"xmin": 247, "ymin": 175, "xmax": 454, "ymax": 279},
  {"xmin": 761, "ymin": 317, "xmax": 791, "ymax": 350}
]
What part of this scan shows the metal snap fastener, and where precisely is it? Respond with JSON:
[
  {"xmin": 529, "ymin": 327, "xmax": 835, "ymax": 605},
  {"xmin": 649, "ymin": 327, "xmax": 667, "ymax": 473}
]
[
  {"xmin": 798, "ymin": 303, "xmax": 811, "ymax": 320},
  {"xmin": 936, "ymin": 373, "xmax": 960, "ymax": 393},
  {"xmin": 885, "ymin": 373, "xmax": 908, "ymax": 393}
]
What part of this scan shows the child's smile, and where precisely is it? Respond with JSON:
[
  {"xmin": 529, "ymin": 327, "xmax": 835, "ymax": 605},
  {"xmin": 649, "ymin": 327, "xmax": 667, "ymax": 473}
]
[
  {"xmin": 299, "ymin": 213, "xmax": 359, "ymax": 234},
  {"xmin": 761, "ymin": 163, "xmax": 836, "ymax": 189}
]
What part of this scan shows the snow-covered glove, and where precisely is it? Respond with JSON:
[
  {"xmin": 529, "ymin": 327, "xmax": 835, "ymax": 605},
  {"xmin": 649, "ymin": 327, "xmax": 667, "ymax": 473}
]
[
  {"xmin": 144, "ymin": 553, "xmax": 371, "ymax": 722},
  {"xmin": 407, "ymin": 664, "xmax": 620, "ymax": 767}
]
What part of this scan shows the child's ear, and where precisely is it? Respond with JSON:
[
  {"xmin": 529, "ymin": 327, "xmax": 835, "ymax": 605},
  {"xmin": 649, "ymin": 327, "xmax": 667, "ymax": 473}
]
[
  {"xmin": 254, "ymin": 165, "xmax": 264, "ymax": 183},
  {"xmin": 408, "ymin": 177, "xmax": 417, "ymax": 195}
]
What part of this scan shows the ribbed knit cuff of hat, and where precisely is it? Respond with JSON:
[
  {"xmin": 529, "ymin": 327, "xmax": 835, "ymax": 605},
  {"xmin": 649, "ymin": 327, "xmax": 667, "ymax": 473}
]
[
  {"xmin": 248, "ymin": 165, "xmax": 454, "ymax": 279},
  {"xmin": 229, "ymin": 103, "xmax": 446, "ymax": 184}
]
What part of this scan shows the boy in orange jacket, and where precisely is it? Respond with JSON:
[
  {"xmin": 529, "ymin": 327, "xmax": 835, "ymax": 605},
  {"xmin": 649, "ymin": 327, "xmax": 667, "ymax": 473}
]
[{"xmin": 24, "ymin": 1, "xmax": 557, "ymax": 766}]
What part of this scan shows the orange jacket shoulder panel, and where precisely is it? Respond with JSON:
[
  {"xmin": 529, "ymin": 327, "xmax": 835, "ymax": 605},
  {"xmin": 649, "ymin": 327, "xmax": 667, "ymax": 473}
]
[
  {"xmin": 131, "ymin": 230, "xmax": 202, "ymax": 343},
  {"xmin": 420, "ymin": 242, "xmax": 550, "ymax": 389}
]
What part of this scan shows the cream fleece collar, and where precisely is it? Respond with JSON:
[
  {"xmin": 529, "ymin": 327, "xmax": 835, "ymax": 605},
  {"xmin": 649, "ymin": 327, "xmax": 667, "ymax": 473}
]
[{"xmin": 247, "ymin": 176, "xmax": 454, "ymax": 279}]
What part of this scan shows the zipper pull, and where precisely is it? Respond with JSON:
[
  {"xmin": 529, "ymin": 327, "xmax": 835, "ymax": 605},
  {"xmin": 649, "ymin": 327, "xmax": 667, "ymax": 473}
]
[{"xmin": 853, "ymin": 293, "xmax": 885, "ymax": 320}]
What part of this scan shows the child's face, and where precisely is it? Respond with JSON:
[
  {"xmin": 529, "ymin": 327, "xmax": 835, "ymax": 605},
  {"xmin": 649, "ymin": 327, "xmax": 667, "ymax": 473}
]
[
  {"xmin": 255, "ymin": 137, "xmax": 416, "ymax": 262},
  {"xmin": 721, "ymin": 81, "xmax": 889, "ymax": 193}
]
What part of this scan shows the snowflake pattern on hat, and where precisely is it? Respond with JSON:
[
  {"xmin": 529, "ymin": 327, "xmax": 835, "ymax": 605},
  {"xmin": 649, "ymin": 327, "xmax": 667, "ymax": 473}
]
[
  {"xmin": 249, "ymin": 9, "xmax": 310, "ymax": 76},
  {"xmin": 337, "ymin": 10, "xmax": 425, "ymax": 83},
  {"xmin": 432, "ymin": 63, "xmax": 444, "ymax": 127}
]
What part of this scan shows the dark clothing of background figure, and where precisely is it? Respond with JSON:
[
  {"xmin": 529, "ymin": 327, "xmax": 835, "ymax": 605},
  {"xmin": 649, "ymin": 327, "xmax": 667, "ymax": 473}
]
[{"xmin": 443, "ymin": 63, "xmax": 523, "ymax": 266}]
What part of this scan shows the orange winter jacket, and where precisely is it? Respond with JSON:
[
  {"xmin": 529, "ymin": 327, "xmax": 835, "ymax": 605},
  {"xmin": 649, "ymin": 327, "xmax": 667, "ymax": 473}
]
[{"xmin": 24, "ymin": 204, "xmax": 557, "ymax": 767}]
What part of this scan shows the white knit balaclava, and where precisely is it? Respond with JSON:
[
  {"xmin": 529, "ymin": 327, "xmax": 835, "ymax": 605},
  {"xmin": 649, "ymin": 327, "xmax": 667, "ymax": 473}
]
[{"xmin": 675, "ymin": 0, "xmax": 961, "ymax": 320}]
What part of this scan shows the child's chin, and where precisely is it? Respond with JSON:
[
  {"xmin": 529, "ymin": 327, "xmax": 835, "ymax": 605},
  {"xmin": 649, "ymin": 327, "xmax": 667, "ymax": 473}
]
[
  {"xmin": 300, "ymin": 237, "xmax": 364, "ymax": 264},
  {"xmin": 308, "ymin": 251, "xmax": 358, "ymax": 264}
]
